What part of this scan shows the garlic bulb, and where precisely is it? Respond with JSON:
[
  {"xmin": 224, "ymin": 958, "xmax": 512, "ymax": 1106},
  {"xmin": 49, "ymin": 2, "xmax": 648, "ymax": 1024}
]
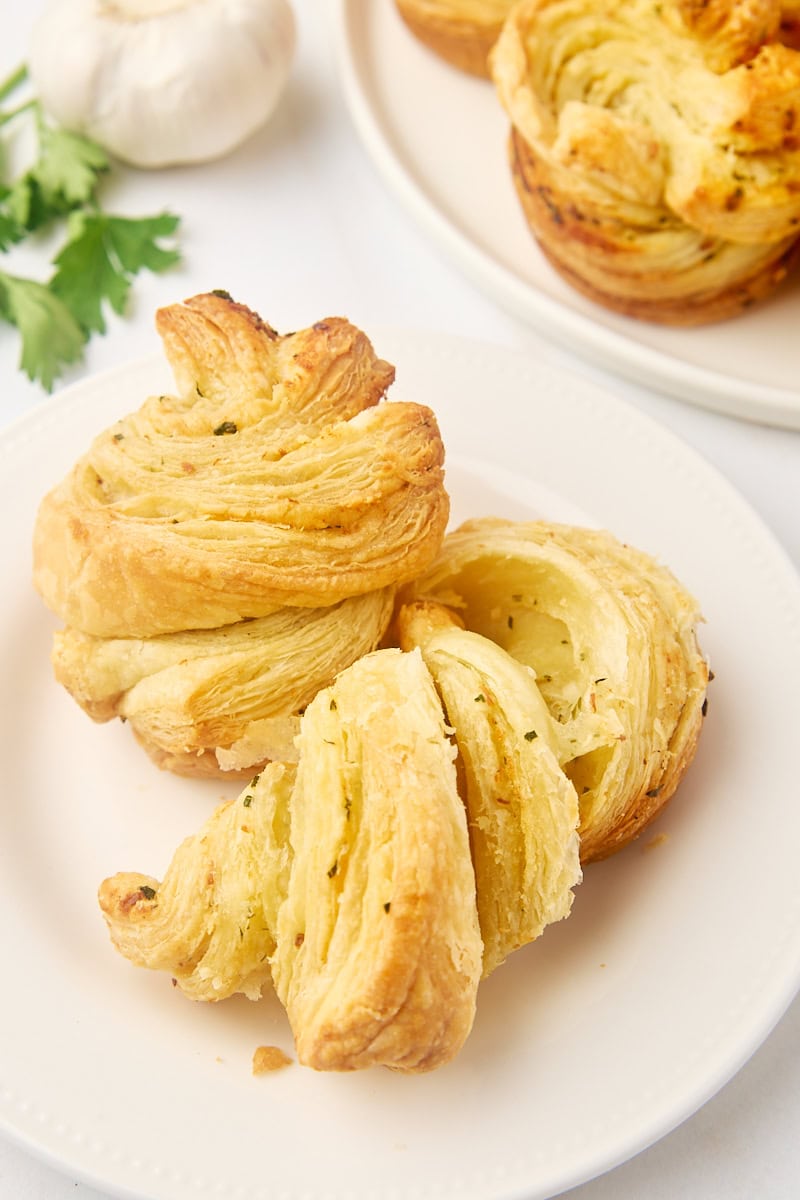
[{"xmin": 27, "ymin": 0, "xmax": 296, "ymax": 168}]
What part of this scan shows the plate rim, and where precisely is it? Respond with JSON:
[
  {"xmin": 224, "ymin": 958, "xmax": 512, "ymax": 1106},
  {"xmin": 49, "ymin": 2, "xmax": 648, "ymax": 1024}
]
[{"xmin": 332, "ymin": 0, "xmax": 800, "ymax": 431}]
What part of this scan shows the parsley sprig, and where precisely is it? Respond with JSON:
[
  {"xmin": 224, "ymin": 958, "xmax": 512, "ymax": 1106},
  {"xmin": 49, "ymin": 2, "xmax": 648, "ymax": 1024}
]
[{"xmin": 0, "ymin": 65, "xmax": 181, "ymax": 390}]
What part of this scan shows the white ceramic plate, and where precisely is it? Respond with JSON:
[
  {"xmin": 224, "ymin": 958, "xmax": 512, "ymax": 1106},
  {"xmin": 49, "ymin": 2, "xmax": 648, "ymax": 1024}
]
[
  {"xmin": 333, "ymin": 0, "xmax": 800, "ymax": 430},
  {"xmin": 2, "ymin": 331, "xmax": 800, "ymax": 1200}
]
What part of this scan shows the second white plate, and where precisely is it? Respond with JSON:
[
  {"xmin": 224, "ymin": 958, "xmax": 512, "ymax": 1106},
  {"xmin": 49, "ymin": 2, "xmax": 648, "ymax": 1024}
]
[{"xmin": 334, "ymin": 0, "xmax": 800, "ymax": 429}]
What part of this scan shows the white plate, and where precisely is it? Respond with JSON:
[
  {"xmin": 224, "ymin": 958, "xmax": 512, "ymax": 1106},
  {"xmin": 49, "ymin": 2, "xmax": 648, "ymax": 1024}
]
[
  {"xmin": 2, "ymin": 331, "xmax": 800, "ymax": 1200},
  {"xmin": 333, "ymin": 0, "xmax": 800, "ymax": 430}
]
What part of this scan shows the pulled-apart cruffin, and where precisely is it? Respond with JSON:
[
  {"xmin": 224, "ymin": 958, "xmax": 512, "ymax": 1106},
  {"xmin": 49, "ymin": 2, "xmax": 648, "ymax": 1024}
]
[
  {"xmin": 52, "ymin": 587, "xmax": 396, "ymax": 779},
  {"xmin": 33, "ymin": 293, "xmax": 449, "ymax": 638},
  {"xmin": 400, "ymin": 519, "xmax": 709, "ymax": 863},
  {"xmin": 396, "ymin": 600, "xmax": 581, "ymax": 976},
  {"xmin": 395, "ymin": 0, "xmax": 515, "ymax": 77},
  {"xmin": 490, "ymin": 0, "xmax": 800, "ymax": 323},
  {"xmin": 99, "ymin": 648, "xmax": 483, "ymax": 1074},
  {"xmin": 96, "ymin": 522, "xmax": 709, "ymax": 1069}
]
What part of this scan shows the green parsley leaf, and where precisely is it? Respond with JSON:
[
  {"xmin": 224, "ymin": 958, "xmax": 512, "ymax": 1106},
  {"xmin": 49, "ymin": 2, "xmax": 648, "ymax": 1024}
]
[
  {"xmin": 34, "ymin": 122, "xmax": 109, "ymax": 208},
  {"xmin": 51, "ymin": 210, "xmax": 181, "ymax": 335},
  {"xmin": 1, "ymin": 74, "xmax": 183, "ymax": 391},
  {"xmin": 0, "ymin": 270, "xmax": 86, "ymax": 390},
  {"xmin": 107, "ymin": 211, "xmax": 181, "ymax": 274},
  {"xmin": 1, "ymin": 174, "xmax": 50, "ymax": 235},
  {"xmin": 2, "ymin": 123, "xmax": 109, "ymax": 236}
]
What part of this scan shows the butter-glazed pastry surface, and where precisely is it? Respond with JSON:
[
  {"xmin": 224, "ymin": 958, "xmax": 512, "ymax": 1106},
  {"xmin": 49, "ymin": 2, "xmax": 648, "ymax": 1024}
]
[
  {"xmin": 491, "ymin": 0, "xmax": 800, "ymax": 324},
  {"xmin": 33, "ymin": 293, "xmax": 449, "ymax": 637},
  {"xmin": 395, "ymin": 0, "xmax": 514, "ymax": 76},
  {"xmin": 401, "ymin": 519, "xmax": 710, "ymax": 862}
]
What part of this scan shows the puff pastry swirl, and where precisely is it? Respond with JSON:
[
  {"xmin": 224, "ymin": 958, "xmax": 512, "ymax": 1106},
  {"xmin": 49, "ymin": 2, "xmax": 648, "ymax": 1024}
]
[
  {"xmin": 401, "ymin": 519, "xmax": 709, "ymax": 862},
  {"xmin": 33, "ymin": 293, "xmax": 449, "ymax": 637},
  {"xmin": 491, "ymin": 0, "xmax": 800, "ymax": 323}
]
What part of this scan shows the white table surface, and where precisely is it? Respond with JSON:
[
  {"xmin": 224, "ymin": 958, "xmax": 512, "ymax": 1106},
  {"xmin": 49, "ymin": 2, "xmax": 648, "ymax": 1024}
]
[{"xmin": 1, "ymin": 3, "xmax": 798, "ymax": 1198}]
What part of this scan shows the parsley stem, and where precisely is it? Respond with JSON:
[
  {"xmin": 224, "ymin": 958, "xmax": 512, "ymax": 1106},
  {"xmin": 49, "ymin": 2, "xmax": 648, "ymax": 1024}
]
[
  {"xmin": 0, "ymin": 97, "xmax": 37, "ymax": 129},
  {"xmin": 0, "ymin": 64, "xmax": 28, "ymax": 107}
]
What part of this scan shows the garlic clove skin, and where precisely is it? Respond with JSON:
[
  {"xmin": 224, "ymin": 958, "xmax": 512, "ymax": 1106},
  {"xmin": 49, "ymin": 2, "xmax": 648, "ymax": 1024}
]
[{"xmin": 28, "ymin": 0, "xmax": 297, "ymax": 168}]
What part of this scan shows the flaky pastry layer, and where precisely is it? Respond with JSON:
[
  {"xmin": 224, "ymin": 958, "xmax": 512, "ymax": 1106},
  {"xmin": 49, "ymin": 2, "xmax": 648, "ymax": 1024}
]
[
  {"xmin": 53, "ymin": 587, "xmax": 396, "ymax": 778},
  {"xmin": 396, "ymin": 600, "xmax": 581, "ymax": 975},
  {"xmin": 272, "ymin": 647, "xmax": 482, "ymax": 1072}
]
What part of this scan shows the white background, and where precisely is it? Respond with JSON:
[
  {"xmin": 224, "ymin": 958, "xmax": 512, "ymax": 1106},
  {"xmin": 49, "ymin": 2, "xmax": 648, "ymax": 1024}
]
[{"xmin": 1, "ymin": 2, "xmax": 798, "ymax": 1198}]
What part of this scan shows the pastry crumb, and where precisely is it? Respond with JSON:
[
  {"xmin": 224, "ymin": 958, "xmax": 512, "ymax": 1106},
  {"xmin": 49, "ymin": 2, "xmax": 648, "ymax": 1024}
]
[
  {"xmin": 252, "ymin": 1045, "xmax": 293, "ymax": 1075},
  {"xmin": 643, "ymin": 832, "xmax": 670, "ymax": 852}
]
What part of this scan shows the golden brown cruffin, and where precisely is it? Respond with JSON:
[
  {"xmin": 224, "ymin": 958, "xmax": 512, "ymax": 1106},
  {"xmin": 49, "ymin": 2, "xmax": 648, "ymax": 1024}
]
[
  {"xmin": 395, "ymin": 600, "xmax": 581, "ymax": 975},
  {"xmin": 32, "ymin": 292, "xmax": 449, "ymax": 638},
  {"xmin": 399, "ymin": 519, "xmax": 710, "ymax": 863},
  {"xmin": 99, "ymin": 648, "xmax": 483, "ymax": 1074},
  {"xmin": 395, "ymin": 0, "xmax": 515, "ymax": 77},
  {"xmin": 51, "ymin": 587, "xmax": 396, "ymax": 779},
  {"xmin": 490, "ymin": 0, "xmax": 800, "ymax": 324}
]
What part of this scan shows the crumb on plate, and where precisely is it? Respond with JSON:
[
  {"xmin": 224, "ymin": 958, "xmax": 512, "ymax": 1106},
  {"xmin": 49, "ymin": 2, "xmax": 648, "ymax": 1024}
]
[{"xmin": 252, "ymin": 1045, "xmax": 293, "ymax": 1075}]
